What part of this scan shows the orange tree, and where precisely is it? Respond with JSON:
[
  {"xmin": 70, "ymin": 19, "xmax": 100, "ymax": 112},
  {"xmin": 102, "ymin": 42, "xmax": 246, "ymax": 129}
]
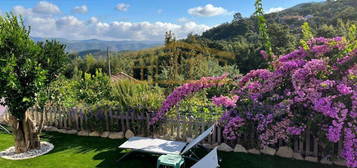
[{"xmin": 0, "ymin": 14, "xmax": 68, "ymax": 153}]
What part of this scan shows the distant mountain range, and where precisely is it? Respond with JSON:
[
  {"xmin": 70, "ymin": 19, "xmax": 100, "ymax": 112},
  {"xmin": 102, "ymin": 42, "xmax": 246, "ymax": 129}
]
[{"xmin": 31, "ymin": 37, "xmax": 163, "ymax": 53}]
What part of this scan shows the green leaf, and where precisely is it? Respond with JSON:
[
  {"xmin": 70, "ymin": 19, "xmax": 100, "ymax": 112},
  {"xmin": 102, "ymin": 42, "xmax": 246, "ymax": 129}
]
[{"xmin": 22, "ymin": 97, "xmax": 31, "ymax": 103}]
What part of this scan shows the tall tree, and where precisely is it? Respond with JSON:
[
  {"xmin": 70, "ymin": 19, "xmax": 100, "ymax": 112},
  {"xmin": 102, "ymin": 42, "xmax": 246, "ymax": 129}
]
[
  {"xmin": 254, "ymin": 0, "xmax": 273, "ymax": 58},
  {"xmin": 232, "ymin": 12, "xmax": 243, "ymax": 23},
  {"xmin": 0, "ymin": 14, "xmax": 68, "ymax": 153}
]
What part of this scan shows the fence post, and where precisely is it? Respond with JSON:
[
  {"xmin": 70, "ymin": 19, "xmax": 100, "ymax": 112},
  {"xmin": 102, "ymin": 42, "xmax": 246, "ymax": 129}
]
[
  {"xmin": 217, "ymin": 125, "xmax": 222, "ymax": 144},
  {"xmin": 120, "ymin": 111, "xmax": 129, "ymax": 133},
  {"xmin": 145, "ymin": 112, "xmax": 150, "ymax": 137},
  {"xmin": 55, "ymin": 106, "xmax": 60, "ymax": 128},
  {"xmin": 337, "ymin": 139, "xmax": 343, "ymax": 157},
  {"xmin": 176, "ymin": 113, "xmax": 181, "ymax": 140},
  {"xmin": 211, "ymin": 123, "xmax": 216, "ymax": 144},
  {"xmin": 63, "ymin": 107, "xmax": 67, "ymax": 129},
  {"xmin": 313, "ymin": 138, "xmax": 318, "ymax": 157},
  {"xmin": 74, "ymin": 108, "xmax": 79, "ymax": 130},
  {"xmin": 182, "ymin": 116, "xmax": 187, "ymax": 140},
  {"xmin": 139, "ymin": 112, "xmax": 144, "ymax": 135},
  {"xmin": 79, "ymin": 109, "xmax": 84, "ymax": 130},
  {"xmin": 201, "ymin": 121, "xmax": 206, "ymax": 143},
  {"xmin": 294, "ymin": 137, "xmax": 299, "ymax": 152},
  {"xmin": 84, "ymin": 109, "xmax": 88, "ymax": 131},
  {"xmin": 109, "ymin": 108, "xmax": 113, "ymax": 131},
  {"xmin": 306, "ymin": 128, "xmax": 311, "ymax": 156},
  {"xmin": 105, "ymin": 108, "xmax": 109, "ymax": 131}
]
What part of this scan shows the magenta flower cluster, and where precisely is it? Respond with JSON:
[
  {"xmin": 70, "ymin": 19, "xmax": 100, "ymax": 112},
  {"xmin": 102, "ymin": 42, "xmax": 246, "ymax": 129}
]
[
  {"xmin": 149, "ymin": 73, "xmax": 228, "ymax": 125},
  {"xmin": 222, "ymin": 116, "xmax": 245, "ymax": 140},
  {"xmin": 337, "ymin": 84, "xmax": 353, "ymax": 95},
  {"xmin": 212, "ymin": 96, "xmax": 239, "ymax": 108},
  {"xmin": 226, "ymin": 37, "xmax": 356, "ymax": 167},
  {"xmin": 343, "ymin": 127, "xmax": 357, "ymax": 168},
  {"xmin": 287, "ymin": 126, "xmax": 306, "ymax": 135}
]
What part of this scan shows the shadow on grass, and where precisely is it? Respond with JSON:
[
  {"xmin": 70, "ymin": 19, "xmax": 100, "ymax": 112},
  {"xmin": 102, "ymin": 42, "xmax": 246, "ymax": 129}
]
[
  {"xmin": 94, "ymin": 150, "xmax": 158, "ymax": 168},
  {"xmin": 219, "ymin": 152, "xmax": 345, "ymax": 168},
  {"xmin": 42, "ymin": 132, "xmax": 158, "ymax": 168},
  {"xmin": 42, "ymin": 132, "xmax": 123, "ymax": 154}
]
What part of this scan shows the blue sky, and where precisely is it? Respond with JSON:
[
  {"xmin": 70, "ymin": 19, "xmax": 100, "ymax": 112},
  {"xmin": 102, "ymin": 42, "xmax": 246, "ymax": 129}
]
[{"xmin": 0, "ymin": 0, "xmax": 324, "ymax": 41}]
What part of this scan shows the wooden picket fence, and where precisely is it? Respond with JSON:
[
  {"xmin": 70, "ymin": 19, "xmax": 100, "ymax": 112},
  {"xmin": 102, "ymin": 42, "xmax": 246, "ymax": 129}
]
[{"xmin": 2, "ymin": 106, "xmax": 343, "ymax": 160}]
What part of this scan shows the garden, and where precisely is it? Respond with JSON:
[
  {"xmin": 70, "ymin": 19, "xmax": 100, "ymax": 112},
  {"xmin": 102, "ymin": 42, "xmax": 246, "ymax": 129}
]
[{"xmin": 0, "ymin": 0, "xmax": 356, "ymax": 168}]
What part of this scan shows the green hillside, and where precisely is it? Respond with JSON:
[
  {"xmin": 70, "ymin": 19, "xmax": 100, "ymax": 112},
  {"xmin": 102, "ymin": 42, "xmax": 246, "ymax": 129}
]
[
  {"xmin": 69, "ymin": 0, "xmax": 357, "ymax": 78},
  {"xmin": 202, "ymin": 0, "xmax": 357, "ymax": 41}
]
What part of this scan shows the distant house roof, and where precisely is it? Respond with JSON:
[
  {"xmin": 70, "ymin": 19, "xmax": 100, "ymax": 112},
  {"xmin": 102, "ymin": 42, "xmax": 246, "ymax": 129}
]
[{"xmin": 111, "ymin": 72, "xmax": 137, "ymax": 82}]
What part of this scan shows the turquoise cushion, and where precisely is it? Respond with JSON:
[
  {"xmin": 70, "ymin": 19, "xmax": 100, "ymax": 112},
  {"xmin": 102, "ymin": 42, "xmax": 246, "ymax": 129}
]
[{"xmin": 158, "ymin": 154, "xmax": 184, "ymax": 166}]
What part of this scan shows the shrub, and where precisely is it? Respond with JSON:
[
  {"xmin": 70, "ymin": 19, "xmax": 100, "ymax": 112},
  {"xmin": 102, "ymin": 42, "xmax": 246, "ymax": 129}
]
[
  {"xmin": 76, "ymin": 69, "xmax": 111, "ymax": 105},
  {"xmin": 48, "ymin": 76, "xmax": 79, "ymax": 108},
  {"xmin": 111, "ymin": 80, "xmax": 164, "ymax": 112}
]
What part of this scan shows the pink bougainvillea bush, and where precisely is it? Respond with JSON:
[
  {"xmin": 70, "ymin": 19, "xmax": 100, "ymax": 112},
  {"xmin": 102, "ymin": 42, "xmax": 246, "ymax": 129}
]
[
  {"xmin": 224, "ymin": 37, "xmax": 356, "ymax": 167},
  {"xmin": 151, "ymin": 37, "xmax": 356, "ymax": 167}
]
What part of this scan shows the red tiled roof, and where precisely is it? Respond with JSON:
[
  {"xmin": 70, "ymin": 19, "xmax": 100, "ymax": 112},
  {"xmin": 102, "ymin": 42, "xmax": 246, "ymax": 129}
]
[{"xmin": 111, "ymin": 72, "xmax": 137, "ymax": 82}]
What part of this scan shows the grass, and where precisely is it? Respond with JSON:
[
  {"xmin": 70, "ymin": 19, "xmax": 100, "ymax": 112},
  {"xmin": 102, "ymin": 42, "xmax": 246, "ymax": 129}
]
[{"xmin": 0, "ymin": 132, "xmax": 343, "ymax": 168}]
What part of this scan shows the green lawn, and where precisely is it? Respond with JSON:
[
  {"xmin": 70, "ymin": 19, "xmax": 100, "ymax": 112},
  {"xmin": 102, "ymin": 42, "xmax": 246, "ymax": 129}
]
[{"xmin": 0, "ymin": 132, "xmax": 342, "ymax": 168}]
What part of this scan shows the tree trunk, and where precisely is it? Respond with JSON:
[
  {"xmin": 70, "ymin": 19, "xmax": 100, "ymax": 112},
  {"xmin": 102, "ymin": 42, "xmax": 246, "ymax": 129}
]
[{"xmin": 9, "ymin": 112, "xmax": 41, "ymax": 153}]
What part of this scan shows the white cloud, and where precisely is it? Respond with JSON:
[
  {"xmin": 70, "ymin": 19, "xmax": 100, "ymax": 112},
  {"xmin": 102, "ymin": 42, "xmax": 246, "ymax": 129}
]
[
  {"xmin": 25, "ymin": 16, "xmax": 57, "ymax": 37},
  {"xmin": 177, "ymin": 17, "xmax": 190, "ymax": 23},
  {"xmin": 88, "ymin": 17, "xmax": 99, "ymax": 24},
  {"xmin": 188, "ymin": 4, "xmax": 228, "ymax": 17},
  {"xmin": 32, "ymin": 1, "xmax": 60, "ymax": 15},
  {"xmin": 12, "ymin": 1, "xmax": 60, "ymax": 16},
  {"xmin": 72, "ymin": 5, "xmax": 88, "ymax": 14},
  {"xmin": 95, "ymin": 21, "xmax": 209, "ymax": 41},
  {"xmin": 9, "ymin": 1, "xmax": 210, "ymax": 41},
  {"xmin": 12, "ymin": 5, "xmax": 33, "ymax": 16},
  {"xmin": 20, "ymin": 14, "xmax": 210, "ymax": 41},
  {"xmin": 116, "ymin": 3, "xmax": 130, "ymax": 12},
  {"xmin": 56, "ymin": 16, "xmax": 83, "ymax": 28},
  {"xmin": 267, "ymin": 7, "xmax": 285, "ymax": 14}
]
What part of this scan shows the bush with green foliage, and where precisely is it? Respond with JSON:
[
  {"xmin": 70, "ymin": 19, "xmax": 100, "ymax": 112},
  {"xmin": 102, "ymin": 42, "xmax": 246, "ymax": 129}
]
[
  {"xmin": 111, "ymin": 80, "xmax": 164, "ymax": 111},
  {"xmin": 48, "ymin": 76, "xmax": 79, "ymax": 108},
  {"xmin": 76, "ymin": 69, "xmax": 111, "ymax": 105}
]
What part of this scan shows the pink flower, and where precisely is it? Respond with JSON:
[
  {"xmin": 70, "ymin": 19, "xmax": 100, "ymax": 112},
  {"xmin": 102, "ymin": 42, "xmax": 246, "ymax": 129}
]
[
  {"xmin": 260, "ymin": 50, "xmax": 270, "ymax": 60},
  {"xmin": 337, "ymin": 84, "xmax": 353, "ymax": 95},
  {"xmin": 287, "ymin": 126, "xmax": 305, "ymax": 135},
  {"xmin": 212, "ymin": 96, "xmax": 239, "ymax": 108}
]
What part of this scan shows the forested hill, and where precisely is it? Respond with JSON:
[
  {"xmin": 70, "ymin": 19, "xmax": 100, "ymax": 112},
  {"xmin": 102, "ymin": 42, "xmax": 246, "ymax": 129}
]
[
  {"xmin": 269, "ymin": 0, "xmax": 357, "ymax": 27},
  {"xmin": 202, "ymin": 0, "xmax": 357, "ymax": 41},
  {"xmin": 192, "ymin": 0, "xmax": 357, "ymax": 74}
]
